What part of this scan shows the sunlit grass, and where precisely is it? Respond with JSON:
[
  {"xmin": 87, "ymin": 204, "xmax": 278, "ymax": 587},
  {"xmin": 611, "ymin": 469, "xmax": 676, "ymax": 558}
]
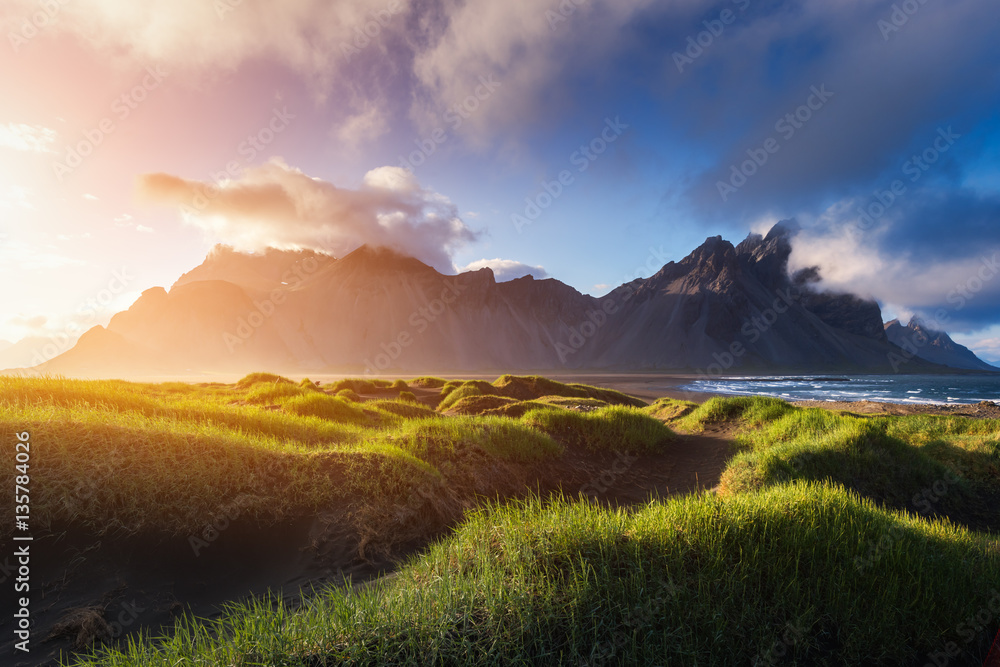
[
  {"xmin": 0, "ymin": 374, "xmax": 658, "ymax": 535},
  {"xmin": 69, "ymin": 484, "xmax": 1000, "ymax": 666},
  {"xmin": 6, "ymin": 379, "xmax": 997, "ymax": 666}
]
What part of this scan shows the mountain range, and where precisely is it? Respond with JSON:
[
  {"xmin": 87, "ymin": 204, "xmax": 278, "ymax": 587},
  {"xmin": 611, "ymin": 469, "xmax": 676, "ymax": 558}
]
[
  {"xmin": 11, "ymin": 223, "xmax": 997, "ymax": 377},
  {"xmin": 884, "ymin": 318, "xmax": 998, "ymax": 372}
]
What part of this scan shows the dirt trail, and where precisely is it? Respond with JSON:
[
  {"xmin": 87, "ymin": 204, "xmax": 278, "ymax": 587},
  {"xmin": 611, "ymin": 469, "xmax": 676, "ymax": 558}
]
[
  {"xmin": 551, "ymin": 426, "xmax": 736, "ymax": 507},
  {"xmin": 5, "ymin": 420, "xmax": 738, "ymax": 667}
]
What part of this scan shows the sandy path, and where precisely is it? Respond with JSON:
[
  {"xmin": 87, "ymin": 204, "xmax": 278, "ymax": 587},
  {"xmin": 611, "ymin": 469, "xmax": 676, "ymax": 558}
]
[{"xmin": 9, "ymin": 424, "xmax": 737, "ymax": 667}]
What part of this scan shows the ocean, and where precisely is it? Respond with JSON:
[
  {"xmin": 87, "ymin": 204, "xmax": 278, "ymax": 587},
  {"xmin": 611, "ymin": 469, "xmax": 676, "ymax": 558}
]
[{"xmin": 676, "ymin": 374, "xmax": 1000, "ymax": 405}]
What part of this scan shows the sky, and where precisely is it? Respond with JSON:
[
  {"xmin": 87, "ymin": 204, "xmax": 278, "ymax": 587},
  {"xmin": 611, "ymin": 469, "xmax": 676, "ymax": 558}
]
[{"xmin": 1, "ymin": 0, "xmax": 999, "ymax": 364}]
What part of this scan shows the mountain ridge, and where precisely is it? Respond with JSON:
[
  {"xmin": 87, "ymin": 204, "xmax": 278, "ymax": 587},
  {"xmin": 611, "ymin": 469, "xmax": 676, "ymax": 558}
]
[
  {"xmin": 14, "ymin": 228, "xmax": 996, "ymax": 377},
  {"xmin": 884, "ymin": 317, "xmax": 998, "ymax": 372}
]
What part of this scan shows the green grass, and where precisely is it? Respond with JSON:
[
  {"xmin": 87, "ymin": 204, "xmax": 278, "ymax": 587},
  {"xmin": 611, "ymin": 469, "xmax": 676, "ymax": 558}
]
[
  {"xmin": 0, "ymin": 375, "xmax": 656, "ymax": 536},
  {"xmin": 439, "ymin": 393, "xmax": 518, "ymax": 415},
  {"xmin": 675, "ymin": 395, "xmax": 793, "ymax": 432},
  {"xmin": 388, "ymin": 417, "xmax": 563, "ymax": 464},
  {"xmin": 7, "ymin": 381, "xmax": 997, "ymax": 666},
  {"xmin": 244, "ymin": 381, "xmax": 309, "ymax": 404},
  {"xmin": 436, "ymin": 376, "xmax": 645, "ymax": 412},
  {"xmin": 331, "ymin": 378, "xmax": 394, "ymax": 394},
  {"xmin": 69, "ymin": 484, "xmax": 1000, "ymax": 666},
  {"xmin": 235, "ymin": 372, "xmax": 295, "ymax": 387},
  {"xmin": 409, "ymin": 376, "xmax": 448, "ymax": 388},
  {"xmin": 436, "ymin": 381, "xmax": 502, "ymax": 411},
  {"xmin": 364, "ymin": 399, "xmax": 440, "ymax": 420},
  {"xmin": 707, "ymin": 399, "xmax": 1000, "ymax": 526},
  {"xmin": 282, "ymin": 393, "xmax": 369, "ymax": 425},
  {"xmin": 335, "ymin": 388, "xmax": 361, "ymax": 402},
  {"xmin": 643, "ymin": 397, "xmax": 698, "ymax": 421},
  {"xmin": 520, "ymin": 405, "xmax": 675, "ymax": 453}
]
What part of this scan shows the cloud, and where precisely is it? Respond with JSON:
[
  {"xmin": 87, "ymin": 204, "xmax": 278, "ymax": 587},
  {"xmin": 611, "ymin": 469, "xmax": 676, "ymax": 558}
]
[
  {"xmin": 459, "ymin": 258, "xmax": 548, "ymax": 282},
  {"xmin": 0, "ymin": 123, "xmax": 56, "ymax": 153},
  {"xmin": 7, "ymin": 315, "xmax": 47, "ymax": 331},
  {"xmin": 0, "ymin": 239, "xmax": 86, "ymax": 270},
  {"xmin": 0, "ymin": 0, "xmax": 409, "ymax": 80},
  {"xmin": 136, "ymin": 160, "xmax": 478, "ymax": 272},
  {"xmin": 0, "ymin": 186, "xmax": 33, "ymax": 210},
  {"xmin": 410, "ymin": 0, "xmax": 655, "ymax": 144},
  {"xmin": 135, "ymin": 225, "xmax": 154, "ymax": 234},
  {"xmin": 334, "ymin": 102, "xmax": 389, "ymax": 151},
  {"xmin": 676, "ymin": 0, "xmax": 998, "ymax": 221},
  {"xmin": 788, "ymin": 192, "xmax": 1000, "ymax": 332}
]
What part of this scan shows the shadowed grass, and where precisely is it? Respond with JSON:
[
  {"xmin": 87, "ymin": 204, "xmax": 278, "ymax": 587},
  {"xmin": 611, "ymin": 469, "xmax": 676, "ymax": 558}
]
[
  {"xmin": 13, "ymin": 380, "xmax": 999, "ymax": 666},
  {"xmin": 68, "ymin": 483, "xmax": 1000, "ymax": 666},
  {"xmin": 680, "ymin": 397, "xmax": 1000, "ymax": 529}
]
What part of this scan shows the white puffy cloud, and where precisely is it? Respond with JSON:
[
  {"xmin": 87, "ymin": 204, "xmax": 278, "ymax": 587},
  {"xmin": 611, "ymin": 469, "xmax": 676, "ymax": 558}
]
[{"xmin": 137, "ymin": 160, "xmax": 477, "ymax": 272}]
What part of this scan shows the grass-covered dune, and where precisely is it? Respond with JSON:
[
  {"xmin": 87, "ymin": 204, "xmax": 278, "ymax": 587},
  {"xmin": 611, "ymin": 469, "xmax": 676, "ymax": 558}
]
[
  {"xmin": 675, "ymin": 396, "xmax": 1000, "ymax": 532},
  {"xmin": 3, "ymin": 377, "xmax": 998, "ymax": 665},
  {"xmin": 0, "ymin": 374, "xmax": 671, "ymax": 537},
  {"xmin": 69, "ymin": 484, "xmax": 1000, "ymax": 666}
]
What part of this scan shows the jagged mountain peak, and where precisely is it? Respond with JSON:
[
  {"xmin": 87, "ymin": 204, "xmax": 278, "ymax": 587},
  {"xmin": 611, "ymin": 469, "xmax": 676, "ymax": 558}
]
[
  {"xmin": 884, "ymin": 317, "xmax": 997, "ymax": 371},
  {"xmin": 30, "ymin": 230, "xmax": 992, "ymax": 376},
  {"xmin": 174, "ymin": 244, "xmax": 335, "ymax": 292}
]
